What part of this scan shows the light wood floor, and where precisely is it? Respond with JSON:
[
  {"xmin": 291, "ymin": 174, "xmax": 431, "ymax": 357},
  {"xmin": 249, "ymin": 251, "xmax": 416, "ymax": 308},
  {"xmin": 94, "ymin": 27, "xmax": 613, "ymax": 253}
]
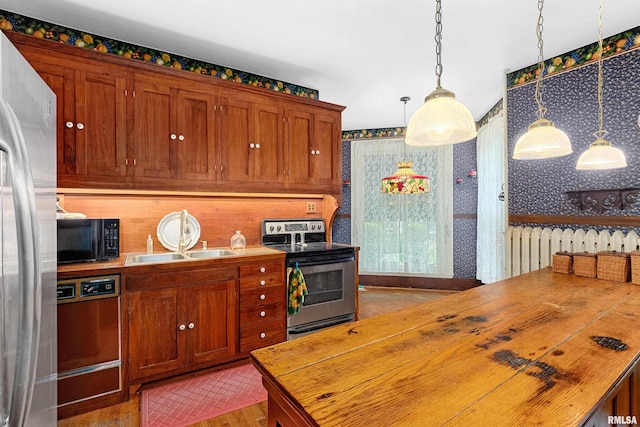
[{"xmin": 58, "ymin": 287, "xmax": 452, "ymax": 427}]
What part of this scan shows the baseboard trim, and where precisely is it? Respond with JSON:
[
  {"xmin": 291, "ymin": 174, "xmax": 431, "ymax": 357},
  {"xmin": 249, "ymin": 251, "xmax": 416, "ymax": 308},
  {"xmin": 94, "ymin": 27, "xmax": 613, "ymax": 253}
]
[{"xmin": 359, "ymin": 275, "xmax": 480, "ymax": 292}]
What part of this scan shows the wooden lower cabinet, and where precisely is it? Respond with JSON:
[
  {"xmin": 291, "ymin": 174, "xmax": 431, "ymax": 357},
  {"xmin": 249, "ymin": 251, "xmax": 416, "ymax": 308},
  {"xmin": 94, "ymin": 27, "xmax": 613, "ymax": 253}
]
[
  {"xmin": 126, "ymin": 266, "xmax": 237, "ymax": 382},
  {"xmin": 239, "ymin": 261, "xmax": 286, "ymax": 353}
]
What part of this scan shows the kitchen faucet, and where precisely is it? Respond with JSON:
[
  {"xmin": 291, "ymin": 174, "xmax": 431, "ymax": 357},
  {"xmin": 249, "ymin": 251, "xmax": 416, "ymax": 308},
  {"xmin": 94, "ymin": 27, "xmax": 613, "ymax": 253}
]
[{"xmin": 178, "ymin": 209, "xmax": 189, "ymax": 255}]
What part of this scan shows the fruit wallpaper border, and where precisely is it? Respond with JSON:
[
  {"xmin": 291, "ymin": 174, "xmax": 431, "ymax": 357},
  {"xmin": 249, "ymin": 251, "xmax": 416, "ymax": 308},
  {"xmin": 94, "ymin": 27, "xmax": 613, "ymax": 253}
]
[
  {"xmin": 507, "ymin": 25, "xmax": 640, "ymax": 89},
  {"xmin": 0, "ymin": 10, "xmax": 319, "ymax": 100}
]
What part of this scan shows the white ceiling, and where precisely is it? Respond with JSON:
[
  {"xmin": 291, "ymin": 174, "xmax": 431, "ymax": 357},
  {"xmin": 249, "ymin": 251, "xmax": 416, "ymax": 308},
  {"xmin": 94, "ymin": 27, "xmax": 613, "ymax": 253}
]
[{"xmin": 4, "ymin": 0, "xmax": 640, "ymax": 130}]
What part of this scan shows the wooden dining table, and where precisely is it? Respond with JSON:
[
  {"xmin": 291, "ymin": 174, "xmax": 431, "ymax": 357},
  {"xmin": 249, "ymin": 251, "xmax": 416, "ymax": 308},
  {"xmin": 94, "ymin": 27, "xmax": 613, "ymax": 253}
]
[{"xmin": 250, "ymin": 268, "xmax": 640, "ymax": 426}]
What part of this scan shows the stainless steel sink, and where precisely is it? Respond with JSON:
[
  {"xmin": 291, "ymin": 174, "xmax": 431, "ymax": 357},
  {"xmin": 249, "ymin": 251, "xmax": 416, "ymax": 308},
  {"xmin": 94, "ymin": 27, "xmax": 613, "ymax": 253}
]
[
  {"xmin": 125, "ymin": 252, "xmax": 189, "ymax": 265},
  {"xmin": 186, "ymin": 249, "xmax": 237, "ymax": 259}
]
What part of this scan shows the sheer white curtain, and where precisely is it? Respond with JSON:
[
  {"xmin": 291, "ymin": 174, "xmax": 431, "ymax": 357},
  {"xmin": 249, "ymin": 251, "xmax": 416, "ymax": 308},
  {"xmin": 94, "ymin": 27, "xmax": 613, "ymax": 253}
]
[
  {"xmin": 351, "ymin": 138, "xmax": 453, "ymax": 277},
  {"xmin": 476, "ymin": 111, "xmax": 507, "ymax": 284}
]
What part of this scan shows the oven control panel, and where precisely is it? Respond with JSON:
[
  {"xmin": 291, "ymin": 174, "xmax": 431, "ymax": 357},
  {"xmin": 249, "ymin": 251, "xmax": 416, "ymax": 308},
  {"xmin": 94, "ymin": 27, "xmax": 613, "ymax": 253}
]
[
  {"xmin": 262, "ymin": 219, "xmax": 325, "ymax": 235},
  {"xmin": 56, "ymin": 274, "xmax": 120, "ymax": 304}
]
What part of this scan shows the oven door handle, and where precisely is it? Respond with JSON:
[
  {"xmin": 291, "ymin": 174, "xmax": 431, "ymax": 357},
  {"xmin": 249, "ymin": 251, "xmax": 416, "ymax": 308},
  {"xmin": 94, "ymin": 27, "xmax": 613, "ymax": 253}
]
[
  {"xmin": 288, "ymin": 255, "xmax": 355, "ymax": 268},
  {"xmin": 288, "ymin": 316, "xmax": 353, "ymax": 335}
]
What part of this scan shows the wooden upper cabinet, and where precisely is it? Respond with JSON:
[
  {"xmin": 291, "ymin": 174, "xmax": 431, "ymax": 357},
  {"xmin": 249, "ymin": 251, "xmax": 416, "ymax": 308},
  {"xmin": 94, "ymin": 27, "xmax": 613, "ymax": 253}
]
[
  {"xmin": 23, "ymin": 55, "xmax": 128, "ymax": 185},
  {"xmin": 9, "ymin": 32, "xmax": 344, "ymax": 196},
  {"xmin": 220, "ymin": 91, "xmax": 284, "ymax": 187},
  {"xmin": 133, "ymin": 74, "xmax": 218, "ymax": 184},
  {"xmin": 285, "ymin": 106, "xmax": 341, "ymax": 192}
]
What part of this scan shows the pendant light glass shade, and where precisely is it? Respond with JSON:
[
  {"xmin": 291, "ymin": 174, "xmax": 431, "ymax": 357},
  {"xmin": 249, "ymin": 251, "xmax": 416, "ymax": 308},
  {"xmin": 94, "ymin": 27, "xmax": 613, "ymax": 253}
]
[
  {"xmin": 380, "ymin": 162, "xmax": 431, "ymax": 194},
  {"xmin": 575, "ymin": 0, "xmax": 626, "ymax": 170},
  {"xmin": 405, "ymin": 0, "xmax": 477, "ymax": 147},
  {"xmin": 405, "ymin": 88, "xmax": 477, "ymax": 146},
  {"xmin": 513, "ymin": 0, "xmax": 571, "ymax": 160},
  {"xmin": 513, "ymin": 118, "xmax": 572, "ymax": 159},
  {"xmin": 576, "ymin": 139, "xmax": 627, "ymax": 170}
]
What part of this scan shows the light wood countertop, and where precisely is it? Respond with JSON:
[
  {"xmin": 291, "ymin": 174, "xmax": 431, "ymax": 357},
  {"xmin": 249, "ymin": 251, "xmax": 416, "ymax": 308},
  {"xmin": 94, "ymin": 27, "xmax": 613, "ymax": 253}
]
[{"xmin": 250, "ymin": 268, "xmax": 640, "ymax": 426}]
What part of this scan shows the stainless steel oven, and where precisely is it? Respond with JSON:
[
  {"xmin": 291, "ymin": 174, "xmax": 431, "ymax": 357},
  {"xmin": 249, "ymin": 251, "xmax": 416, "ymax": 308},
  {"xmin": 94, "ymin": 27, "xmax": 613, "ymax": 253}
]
[{"xmin": 261, "ymin": 218, "xmax": 357, "ymax": 340}]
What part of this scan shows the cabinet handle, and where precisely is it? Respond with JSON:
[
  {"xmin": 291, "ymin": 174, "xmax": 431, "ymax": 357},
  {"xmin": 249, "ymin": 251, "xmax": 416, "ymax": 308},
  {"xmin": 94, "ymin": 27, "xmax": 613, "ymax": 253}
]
[
  {"xmin": 260, "ymin": 332, "xmax": 266, "ymax": 339},
  {"xmin": 260, "ymin": 280, "xmax": 266, "ymax": 286},
  {"xmin": 255, "ymin": 143, "xmax": 261, "ymax": 148},
  {"xmin": 178, "ymin": 134, "xmax": 185, "ymax": 141},
  {"xmin": 259, "ymin": 267, "xmax": 266, "ymax": 273},
  {"xmin": 259, "ymin": 294, "xmax": 266, "ymax": 300},
  {"xmin": 260, "ymin": 311, "xmax": 266, "ymax": 317},
  {"xmin": 170, "ymin": 133, "xmax": 177, "ymax": 140},
  {"xmin": 250, "ymin": 143, "xmax": 255, "ymax": 148},
  {"xmin": 76, "ymin": 123, "xmax": 84, "ymax": 130},
  {"xmin": 65, "ymin": 121, "xmax": 74, "ymax": 128},
  {"xmin": 188, "ymin": 322, "xmax": 195, "ymax": 329},
  {"xmin": 179, "ymin": 324, "xmax": 186, "ymax": 331}
]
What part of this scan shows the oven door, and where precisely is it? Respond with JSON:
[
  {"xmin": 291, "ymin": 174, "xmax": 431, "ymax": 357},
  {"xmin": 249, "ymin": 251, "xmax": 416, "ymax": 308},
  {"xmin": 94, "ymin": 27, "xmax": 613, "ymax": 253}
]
[{"xmin": 287, "ymin": 258, "xmax": 356, "ymax": 337}]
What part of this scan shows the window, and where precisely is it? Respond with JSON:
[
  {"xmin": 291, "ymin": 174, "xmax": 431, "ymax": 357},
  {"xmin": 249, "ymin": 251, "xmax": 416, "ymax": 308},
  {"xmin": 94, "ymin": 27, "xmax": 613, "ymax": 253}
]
[{"xmin": 351, "ymin": 138, "xmax": 453, "ymax": 277}]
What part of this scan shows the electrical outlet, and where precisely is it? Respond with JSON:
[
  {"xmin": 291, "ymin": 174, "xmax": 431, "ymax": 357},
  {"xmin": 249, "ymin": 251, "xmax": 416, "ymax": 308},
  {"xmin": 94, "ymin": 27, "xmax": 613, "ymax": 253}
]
[{"xmin": 306, "ymin": 202, "xmax": 316, "ymax": 213}]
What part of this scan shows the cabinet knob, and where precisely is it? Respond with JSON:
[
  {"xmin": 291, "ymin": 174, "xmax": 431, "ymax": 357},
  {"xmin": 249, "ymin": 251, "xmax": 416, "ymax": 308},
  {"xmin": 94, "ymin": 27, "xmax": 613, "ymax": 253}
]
[
  {"xmin": 315, "ymin": 150, "xmax": 320, "ymax": 155},
  {"xmin": 250, "ymin": 143, "xmax": 255, "ymax": 148},
  {"xmin": 178, "ymin": 134, "xmax": 185, "ymax": 141},
  {"xmin": 170, "ymin": 133, "xmax": 177, "ymax": 140},
  {"xmin": 255, "ymin": 143, "xmax": 261, "ymax": 148},
  {"xmin": 65, "ymin": 121, "xmax": 74, "ymax": 128},
  {"xmin": 310, "ymin": 150, "xmax": 316, "ymax": 155},
  {"xmin": 259, "ymin": 294, "xmax": 266, "ymax": 300},
  {"xmin": 179, "ymin": 324, "xmax": 186, "ymax": 331},
  {"xmin": 260, "ymin": 332, "xmax": 266, "ymax": 339},
  {"xmin": 76, "ymin": 123, "xmax": 84, "ymax": 130},
  {"xmin": 259, "ymin": 267, "xmax": 266, "ymax": 273},
  {"xmin": 188, "ymin": 322, "xmax": 195, "ymax": 329},
  {"xmin": 260, "ymin": 311, "xmax": 266, "ymax": 317},
  {"xmin": 260, "ymin": 280, "xmax": 266, "ymax": 286}
]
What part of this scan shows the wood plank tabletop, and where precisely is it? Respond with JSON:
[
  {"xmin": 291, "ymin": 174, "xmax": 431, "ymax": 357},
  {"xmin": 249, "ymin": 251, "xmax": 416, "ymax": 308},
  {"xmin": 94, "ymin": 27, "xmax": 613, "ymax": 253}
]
[{"xmin": 250, "ymin": 268, "xmax": 640, "ymax": 426}]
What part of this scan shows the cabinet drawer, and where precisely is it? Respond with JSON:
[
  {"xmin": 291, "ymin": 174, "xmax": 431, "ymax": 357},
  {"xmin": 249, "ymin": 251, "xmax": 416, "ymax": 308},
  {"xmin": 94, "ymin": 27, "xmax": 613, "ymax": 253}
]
[
  {"xmin": 240, "ymin": 319, "xmax": 286, "ymax": 353},
  {"xmin": 239, "ymin": 262, "xmax": 284, "ymax": 280},
  {"xmin": 240, "ymin": 274, "xmax": 284, "ymax": 290},
  {"xmin": 240, "ymin": 302, "xmax": 285, "ymax": 325},
  {"xmin": 240, "ymin": 286, "xmax": 285, "ymax": 307}
]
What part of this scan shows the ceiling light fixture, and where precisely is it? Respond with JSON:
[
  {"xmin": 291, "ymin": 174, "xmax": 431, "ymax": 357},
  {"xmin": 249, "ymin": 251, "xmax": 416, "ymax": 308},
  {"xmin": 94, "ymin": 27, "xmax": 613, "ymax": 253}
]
[
  {"xmin": 513, "ymin": 0, "xmax": 572, "ymax": 160},
  {"xmin": 576, "ymin": 0, "xmax": 626, "ymax": 170},
  {"xmin": 381, "ymin": 97, "xmax": 431, "ymax": 194},
  {"xmin": 405, "ymin": 0, "xmax": 477, "ymax": 147}
]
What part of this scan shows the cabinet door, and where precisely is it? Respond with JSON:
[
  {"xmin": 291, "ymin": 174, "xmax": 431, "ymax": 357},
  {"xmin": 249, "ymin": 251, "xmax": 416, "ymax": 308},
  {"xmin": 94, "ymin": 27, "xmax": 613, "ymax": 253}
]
[
  {"xmin": 220, "ymin": 94, "xmax": 252, "ymax": 183},
  {"xmin": 29, "ymin": 60, "xmax": 77, "ymax": 176},
  {"xmin": 133, "ymin": 77, "xmax": 172, "ymax": 179},
  {"xmin": 312, "ymin": 111, "xmax": 340, "ymax": 186},
  {"xmin": 187, "ymin": 280, "xmax": 237, "ymax": 365},
  {"xmin": 286, "ymin": 108, "xmax": 314, "ymax": 186},
  {"xmin": 74, "ymin": 68, "xmax": 128, "ymax": 178},
  {"xmin": 128, "ymin": 288, "xmax": 186, "ymax": 380},
  {"xmin": 173, "ymin": 89, "xmax": 218, "ymax": 181},
  {"xmin": 253, "ymin": 101, "xmax": 284, "ymax": 185}
]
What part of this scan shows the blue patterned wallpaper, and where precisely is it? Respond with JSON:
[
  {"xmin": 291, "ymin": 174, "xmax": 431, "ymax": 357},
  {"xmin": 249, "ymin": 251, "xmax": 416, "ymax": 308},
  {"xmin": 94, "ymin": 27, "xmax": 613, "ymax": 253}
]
[{"xmin": 507, "ymin": 48, "xmax": 640, "ymax": 218}]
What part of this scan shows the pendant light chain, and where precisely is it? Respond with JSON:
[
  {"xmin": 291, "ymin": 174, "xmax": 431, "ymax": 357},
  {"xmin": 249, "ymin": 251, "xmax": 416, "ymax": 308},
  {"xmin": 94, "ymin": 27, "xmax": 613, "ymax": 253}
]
[
  {"xmin": 595, "ymin": 0, "xmax": 607, "ymax": 142},
  {"xmin": 434, "ymin": 0, "xmax": 443, "ymax": 89},
  {"xmin": 533, "ymin": 0, "xmax": 547, "ymax": 121}
]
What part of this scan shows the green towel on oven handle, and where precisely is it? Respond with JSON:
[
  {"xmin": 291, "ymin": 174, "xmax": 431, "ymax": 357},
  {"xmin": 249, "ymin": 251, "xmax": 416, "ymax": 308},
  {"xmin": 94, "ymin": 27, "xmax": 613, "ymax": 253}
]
[{"xmin": 288, "ymin": 263, "xmax": 308, "ymax": 315}]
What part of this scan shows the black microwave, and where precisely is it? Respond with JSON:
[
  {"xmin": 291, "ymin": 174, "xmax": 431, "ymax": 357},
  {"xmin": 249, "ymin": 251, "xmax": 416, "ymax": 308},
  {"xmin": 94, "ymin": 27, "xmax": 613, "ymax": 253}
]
[{"xmin": 57, "ymin": 218, "xmax": 120, "ymax": 264}]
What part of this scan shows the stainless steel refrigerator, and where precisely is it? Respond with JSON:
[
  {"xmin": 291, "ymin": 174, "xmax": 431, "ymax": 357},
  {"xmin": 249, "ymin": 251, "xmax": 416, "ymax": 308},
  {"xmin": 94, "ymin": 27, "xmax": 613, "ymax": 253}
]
[{"xmin": 0, "ymin": 32, "xmax": 57, "ymax": 426}]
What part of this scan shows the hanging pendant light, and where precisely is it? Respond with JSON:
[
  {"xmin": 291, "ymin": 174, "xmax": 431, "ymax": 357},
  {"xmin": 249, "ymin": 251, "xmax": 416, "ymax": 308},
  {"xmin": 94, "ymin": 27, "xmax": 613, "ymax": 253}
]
[
  {"xmin": 406, "ymin": 0, "xmax": 477, "ymax": 147},
  {"xmin": 576, "ymin": 0, "xmax": 626, "ymax": 170},
  {"xmin": 381, "ymin": 97, "xmax": 431, "ymax": 194},
  {"xmin": 513, "ymin": 0, "xmax": 572, "ymax": 160}
]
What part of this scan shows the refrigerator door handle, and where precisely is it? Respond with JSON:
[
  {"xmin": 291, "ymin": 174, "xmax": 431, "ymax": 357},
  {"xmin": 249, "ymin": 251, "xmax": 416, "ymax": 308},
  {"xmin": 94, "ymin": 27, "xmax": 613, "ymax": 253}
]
[{"xmin": 0, "ymin": 99, "xmax": 42, "ymax": 426}]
